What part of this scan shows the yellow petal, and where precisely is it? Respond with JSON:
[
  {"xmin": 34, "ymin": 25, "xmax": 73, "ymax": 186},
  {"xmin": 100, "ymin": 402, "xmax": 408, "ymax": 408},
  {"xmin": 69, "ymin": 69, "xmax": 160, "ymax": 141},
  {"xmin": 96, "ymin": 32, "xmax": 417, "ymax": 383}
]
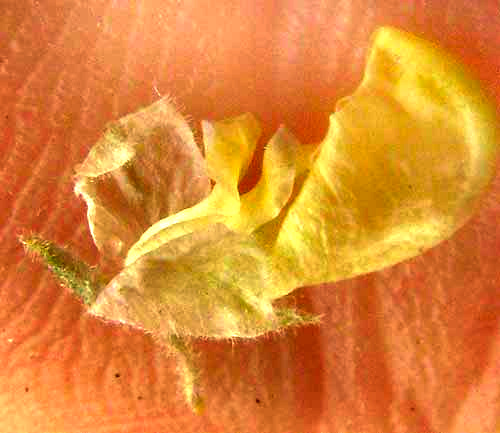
[
  {"xmin": 203, "ymin": 113, "xmax": 260, "ymax": 186},
  {"xmin": 226, "ymin": 126, "xmax": 299, "ymax": 233},
  {"xmin": 270, "ymin": 26, "xmax": 498, "ymax": 297}
]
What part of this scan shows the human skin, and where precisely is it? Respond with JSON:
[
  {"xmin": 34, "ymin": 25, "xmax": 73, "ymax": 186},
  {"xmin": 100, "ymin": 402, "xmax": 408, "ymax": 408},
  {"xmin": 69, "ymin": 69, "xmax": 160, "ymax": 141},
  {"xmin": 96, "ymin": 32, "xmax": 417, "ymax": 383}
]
[{"xmin": 1, "ymin": 1, "xmax": 499, "ymax": 432}]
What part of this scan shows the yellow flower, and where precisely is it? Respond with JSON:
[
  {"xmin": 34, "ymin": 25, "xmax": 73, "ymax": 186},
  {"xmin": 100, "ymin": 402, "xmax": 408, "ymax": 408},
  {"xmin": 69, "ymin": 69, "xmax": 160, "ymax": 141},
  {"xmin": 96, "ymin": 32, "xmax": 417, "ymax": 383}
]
[
  {"xmin": 24, "ymin": 27, "xmax": 498, "ymax": 412},
  {"xmin": 82, "ymin": 27, "xmax": 497, "ymax": 340}
]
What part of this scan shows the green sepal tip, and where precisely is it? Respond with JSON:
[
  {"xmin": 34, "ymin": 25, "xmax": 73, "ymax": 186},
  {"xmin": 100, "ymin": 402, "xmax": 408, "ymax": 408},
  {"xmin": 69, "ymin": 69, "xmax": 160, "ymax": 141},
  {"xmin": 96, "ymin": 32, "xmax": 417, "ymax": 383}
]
[{"xmin": 20, "ymin": 234, "xmax": 102, "ymax": 306}]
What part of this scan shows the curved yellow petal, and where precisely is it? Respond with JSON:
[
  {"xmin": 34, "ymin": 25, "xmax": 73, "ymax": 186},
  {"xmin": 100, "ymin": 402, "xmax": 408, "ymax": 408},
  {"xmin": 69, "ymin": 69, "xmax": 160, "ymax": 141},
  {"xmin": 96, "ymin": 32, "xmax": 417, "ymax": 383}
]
[
  {"xmin": 269, "ymin": 27, "xmax": 498, "ymax": 297},
  {"xmin": 226, "ymin": 126, "xmax": 299, "ymax": 233}
]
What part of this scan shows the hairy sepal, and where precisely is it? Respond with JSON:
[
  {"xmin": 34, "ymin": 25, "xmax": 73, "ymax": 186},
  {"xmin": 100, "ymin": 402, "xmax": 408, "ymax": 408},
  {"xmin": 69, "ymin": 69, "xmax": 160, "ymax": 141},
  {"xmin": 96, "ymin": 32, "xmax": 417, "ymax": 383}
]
[
  {"xmin": 74, "ymin": 97, "xmax": 210, "ymax": 269},
  {"xmin": 89, "ymin": 224, "xmax": 316, "ymax": 339}
]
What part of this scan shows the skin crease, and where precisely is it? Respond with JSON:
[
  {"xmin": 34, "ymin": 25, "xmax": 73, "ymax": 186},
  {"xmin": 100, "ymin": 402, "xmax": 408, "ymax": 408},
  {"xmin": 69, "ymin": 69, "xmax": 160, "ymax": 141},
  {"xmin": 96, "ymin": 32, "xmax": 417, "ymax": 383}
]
[{"xmin": 1, "ymin": 1, "xmax": 499, "ymax": 432}]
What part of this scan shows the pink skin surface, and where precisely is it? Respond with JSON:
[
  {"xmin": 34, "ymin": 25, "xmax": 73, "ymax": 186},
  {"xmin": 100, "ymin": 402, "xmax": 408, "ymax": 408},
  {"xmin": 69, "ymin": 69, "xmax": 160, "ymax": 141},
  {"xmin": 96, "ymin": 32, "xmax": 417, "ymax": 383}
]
[{"xmin": 1, "ymin": 1, "xmax": 499, "ymax": 432}]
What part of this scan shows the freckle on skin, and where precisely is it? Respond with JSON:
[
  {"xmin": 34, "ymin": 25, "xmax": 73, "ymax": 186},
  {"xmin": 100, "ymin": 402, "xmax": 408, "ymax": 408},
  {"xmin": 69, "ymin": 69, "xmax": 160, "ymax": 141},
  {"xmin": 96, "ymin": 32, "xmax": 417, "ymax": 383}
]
[{"xmin": 115, "ymin": 373, "xmax": 121, "ymax": 378}]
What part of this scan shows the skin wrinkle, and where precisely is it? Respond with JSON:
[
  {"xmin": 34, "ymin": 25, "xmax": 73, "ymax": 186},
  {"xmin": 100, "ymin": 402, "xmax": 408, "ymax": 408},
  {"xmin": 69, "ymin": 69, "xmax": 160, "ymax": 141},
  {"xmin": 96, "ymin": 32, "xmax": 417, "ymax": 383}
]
[
  {"xmin": 352, "ymin": 274, "xmax": 394, "ymax": 433},
  {"xmin": 374, "ymin": 211, "xmax": 500, "ymax": 433},
  {"xmin": 2, "ymin": 3, "xmax": 104, "ymax": 243},
  {"xmin": 4, "ymin": 282, "xmax": 67, "ymax": 385},
  {"xmin": 451, "ymin": 336, "xmax": 500, "ymax": 433}
]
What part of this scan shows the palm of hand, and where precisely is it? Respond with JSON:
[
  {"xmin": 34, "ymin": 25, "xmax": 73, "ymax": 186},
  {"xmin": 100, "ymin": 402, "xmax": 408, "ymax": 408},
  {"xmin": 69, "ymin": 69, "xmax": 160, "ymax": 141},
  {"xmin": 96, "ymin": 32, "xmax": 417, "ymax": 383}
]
[{"xmin": 2, "ymin": 2, "xmax": 499, "ymax": 432}]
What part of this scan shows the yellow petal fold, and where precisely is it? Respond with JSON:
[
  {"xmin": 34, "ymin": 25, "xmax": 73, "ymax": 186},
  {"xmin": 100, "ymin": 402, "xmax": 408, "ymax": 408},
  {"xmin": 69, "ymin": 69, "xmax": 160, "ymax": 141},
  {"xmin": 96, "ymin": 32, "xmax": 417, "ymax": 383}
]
[{"xmin": 125, "ymin": 117, "xmax": 301, "ymax": 265}]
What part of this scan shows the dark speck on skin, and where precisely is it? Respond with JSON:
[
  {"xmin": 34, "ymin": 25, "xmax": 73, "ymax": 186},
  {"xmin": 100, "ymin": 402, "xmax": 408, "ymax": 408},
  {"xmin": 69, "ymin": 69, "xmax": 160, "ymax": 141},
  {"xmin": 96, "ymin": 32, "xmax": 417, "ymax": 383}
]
[
  {"xmin": 115, "ymin": 373, "xmax": 121, "ymax": 378},
  {"xmin": 25, "ymin": 387, "xmax": 29, "ymax": 392},
  {"xmin": 255, "ymin": 398, "xmax": 261, "ymax": 404}
]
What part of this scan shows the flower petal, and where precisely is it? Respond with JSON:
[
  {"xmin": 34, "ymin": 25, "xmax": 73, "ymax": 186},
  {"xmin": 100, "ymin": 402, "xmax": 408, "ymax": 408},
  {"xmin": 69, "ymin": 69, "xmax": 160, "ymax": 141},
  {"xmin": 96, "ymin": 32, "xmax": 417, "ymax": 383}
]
[{"xmin": 269, "ymin": 27, "xmax": 499, "ymax": 298}]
